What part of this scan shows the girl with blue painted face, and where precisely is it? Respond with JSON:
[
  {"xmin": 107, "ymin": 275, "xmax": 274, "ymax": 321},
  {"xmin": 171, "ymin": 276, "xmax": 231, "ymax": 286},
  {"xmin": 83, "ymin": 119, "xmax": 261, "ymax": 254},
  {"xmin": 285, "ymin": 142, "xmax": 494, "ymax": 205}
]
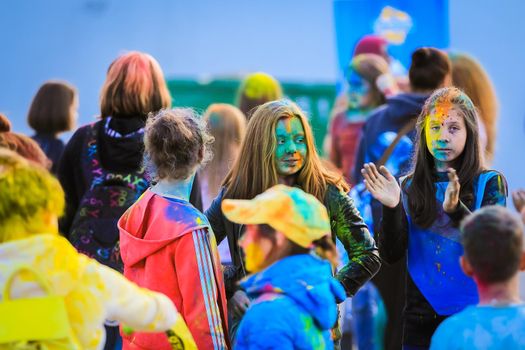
[
  {"xmin": 206, "ymin": 99, "xmax": 380, "ymax": 343},
  {"xmin": 361, "ymin": 87, "xmax": 507, "ymax": 349}
]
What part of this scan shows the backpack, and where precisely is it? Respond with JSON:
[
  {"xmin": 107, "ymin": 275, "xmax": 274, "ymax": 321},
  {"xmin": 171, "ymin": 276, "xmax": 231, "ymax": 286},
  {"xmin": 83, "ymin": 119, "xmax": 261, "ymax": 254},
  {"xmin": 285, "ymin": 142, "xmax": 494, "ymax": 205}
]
[
  {"xmin": 0, "ymin": 265, "xmax": 79, "ymax": 349},
  {"xmin": 68, "ymin": 122, "xmax": 149, "ymax": 272}
]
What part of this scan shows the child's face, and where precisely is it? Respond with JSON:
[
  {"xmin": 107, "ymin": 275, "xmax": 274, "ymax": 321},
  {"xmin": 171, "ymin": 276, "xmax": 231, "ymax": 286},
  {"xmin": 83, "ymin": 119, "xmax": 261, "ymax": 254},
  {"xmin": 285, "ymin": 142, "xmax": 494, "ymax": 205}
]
[
  {"xmin": 274, "ymin": 117, "xmax": 308, "ymax": 177},
  {"xmin": 425, "ymin": 105, "xmax": 467, "ymax": 171},
  {"xmin": 239, "ymin": 225, "xmax": 274, "ymax": 273}
]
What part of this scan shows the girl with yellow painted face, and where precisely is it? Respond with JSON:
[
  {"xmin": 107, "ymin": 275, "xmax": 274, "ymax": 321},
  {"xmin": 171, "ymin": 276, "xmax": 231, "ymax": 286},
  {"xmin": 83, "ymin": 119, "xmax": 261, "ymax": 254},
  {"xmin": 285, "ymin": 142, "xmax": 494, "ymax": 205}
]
[
  {"xmin": 205, "ymin": 99, "xmax": 380, "ymax": 342},
  {"xmin": 361, "ymin": 87, "xmax": 507, "ymax": 349}
]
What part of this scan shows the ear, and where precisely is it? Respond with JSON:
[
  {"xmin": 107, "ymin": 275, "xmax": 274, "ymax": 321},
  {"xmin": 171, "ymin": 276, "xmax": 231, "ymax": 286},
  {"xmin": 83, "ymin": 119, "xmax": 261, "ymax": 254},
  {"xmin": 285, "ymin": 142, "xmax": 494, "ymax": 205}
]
[
  {"xmin": 519, "ymin": 252, "xmax": 525, "ymax": 272},
  {"xmin": 275, "ymin": 231, "xmax": 287, "ymax": 248},
  {"xmin": 460, "ymin": 255, "xmax": 474, "ymax": 277},
  {"xmin": 198, "ymin": 146, "xmax": 204, "ymax": 162}
]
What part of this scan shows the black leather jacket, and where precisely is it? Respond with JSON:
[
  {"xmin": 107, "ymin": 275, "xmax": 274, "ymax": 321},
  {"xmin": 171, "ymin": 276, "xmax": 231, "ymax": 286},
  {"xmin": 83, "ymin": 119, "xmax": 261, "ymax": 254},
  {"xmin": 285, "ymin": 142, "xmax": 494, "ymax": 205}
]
[{"xmin": 205, "ymin": 184, "xmax": 381, "ymax": 298}]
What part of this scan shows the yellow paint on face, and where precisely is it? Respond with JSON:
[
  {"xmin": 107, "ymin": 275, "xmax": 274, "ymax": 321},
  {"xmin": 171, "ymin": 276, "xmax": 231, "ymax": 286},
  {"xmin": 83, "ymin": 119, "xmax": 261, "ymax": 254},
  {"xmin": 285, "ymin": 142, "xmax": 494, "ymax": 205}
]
[
  {"xmin": 424, "ymin": 108, "xmax": 467, "ymax": 171},
  {"xmin": 243, "ymin": 242, "xmax": 267, "ymax": 273},
  {"xmin": 240, "ymin": 225, "xmax": 273, "ymax": 273}
]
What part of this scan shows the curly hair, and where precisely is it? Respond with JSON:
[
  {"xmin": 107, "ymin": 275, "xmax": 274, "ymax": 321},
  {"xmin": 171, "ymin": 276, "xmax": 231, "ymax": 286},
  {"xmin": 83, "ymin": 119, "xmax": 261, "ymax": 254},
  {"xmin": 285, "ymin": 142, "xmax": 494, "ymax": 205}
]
[{"xmin": 144, "ymin": 108, "xmax": 214, "ymax": 181}]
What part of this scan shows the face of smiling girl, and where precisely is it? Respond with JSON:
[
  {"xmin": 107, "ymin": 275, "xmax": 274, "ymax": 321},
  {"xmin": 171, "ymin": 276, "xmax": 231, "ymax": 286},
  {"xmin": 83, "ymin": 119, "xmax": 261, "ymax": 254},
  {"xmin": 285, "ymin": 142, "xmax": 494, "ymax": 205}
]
[
  {"xmin": 425, "ymin": 104, "xmax": 467, "ymax": 172},
  {"xmin": 274, "ymin": 117, "xmax": 308, "ymax": 178}
]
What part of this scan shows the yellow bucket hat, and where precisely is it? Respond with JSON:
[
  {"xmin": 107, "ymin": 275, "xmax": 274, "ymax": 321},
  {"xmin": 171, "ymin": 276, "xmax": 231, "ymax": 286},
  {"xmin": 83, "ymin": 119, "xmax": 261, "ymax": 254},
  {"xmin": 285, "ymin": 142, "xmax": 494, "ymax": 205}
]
[{"xmin": 222, "ymin": 185, "xmax": 330, "ymax": 248}]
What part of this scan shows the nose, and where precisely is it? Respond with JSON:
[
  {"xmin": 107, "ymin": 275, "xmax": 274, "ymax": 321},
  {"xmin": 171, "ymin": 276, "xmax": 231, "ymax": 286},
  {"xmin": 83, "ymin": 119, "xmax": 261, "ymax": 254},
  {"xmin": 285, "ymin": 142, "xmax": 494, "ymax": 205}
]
[
  {"xmin": 437, "ymin": 130, "xmax": 450, "ymax": 143},
  {"xmin": 285, "ymin": 141, "xmax": 297, "ymax": 154}
]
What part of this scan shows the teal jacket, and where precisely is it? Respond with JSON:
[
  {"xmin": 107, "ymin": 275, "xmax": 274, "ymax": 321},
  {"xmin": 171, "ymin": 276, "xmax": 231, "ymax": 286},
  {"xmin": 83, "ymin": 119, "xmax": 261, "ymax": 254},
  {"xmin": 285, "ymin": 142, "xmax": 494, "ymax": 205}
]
[{"xmin": 235, "ymin": 254, "xmax": 346, "ymax": 349}]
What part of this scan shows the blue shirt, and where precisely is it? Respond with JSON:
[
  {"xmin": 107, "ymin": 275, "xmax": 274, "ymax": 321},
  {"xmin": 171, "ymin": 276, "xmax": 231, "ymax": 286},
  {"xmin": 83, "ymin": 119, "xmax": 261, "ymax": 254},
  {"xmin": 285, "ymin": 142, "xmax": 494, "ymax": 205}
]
[{"xmin": 430, "ymin": 304, "xmax": 525, "ymax": 350}]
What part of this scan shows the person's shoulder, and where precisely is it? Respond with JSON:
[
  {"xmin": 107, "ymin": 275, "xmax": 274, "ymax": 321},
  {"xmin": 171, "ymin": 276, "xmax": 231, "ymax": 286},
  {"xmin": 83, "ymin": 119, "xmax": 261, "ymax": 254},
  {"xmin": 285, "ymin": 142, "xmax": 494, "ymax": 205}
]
[
  {"xmin": 431, "ymin": 307, "xmax": 476, "ymax": 347},
  {"xmin": 245, "ymin": 295, "xmax": 300, "ymax": 323}
]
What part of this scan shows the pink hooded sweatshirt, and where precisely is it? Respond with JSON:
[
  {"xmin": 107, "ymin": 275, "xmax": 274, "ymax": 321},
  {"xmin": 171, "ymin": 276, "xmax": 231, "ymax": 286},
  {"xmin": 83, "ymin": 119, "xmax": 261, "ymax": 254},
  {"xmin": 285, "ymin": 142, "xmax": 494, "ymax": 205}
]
[{"xmin": 119, "ymin": 189, "xmax": 229, "ymax": 350}]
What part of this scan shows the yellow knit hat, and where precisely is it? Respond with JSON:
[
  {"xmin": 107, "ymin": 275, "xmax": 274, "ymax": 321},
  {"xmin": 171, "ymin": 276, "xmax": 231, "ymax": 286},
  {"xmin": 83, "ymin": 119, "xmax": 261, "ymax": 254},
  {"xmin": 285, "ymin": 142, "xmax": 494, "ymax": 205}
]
[{"xmin": 222, "ymin": 185, "xmax": 330, "ymax": 248}]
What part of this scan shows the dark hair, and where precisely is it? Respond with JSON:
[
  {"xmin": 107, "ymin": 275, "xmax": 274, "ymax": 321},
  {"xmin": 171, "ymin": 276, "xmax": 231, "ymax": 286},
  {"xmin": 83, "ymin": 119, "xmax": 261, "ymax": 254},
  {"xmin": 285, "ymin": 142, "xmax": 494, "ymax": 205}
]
[
  {"xmin": 257, "ymin": 224, "xmax": 338, "ymax": 267},
  {"xmin": 27, "ymin": 81, "xmax": 77, "ymax": 135},
  {"xmin": 461, "ymin": 206, "xmax": 523, "ymax": 284},
  {"xmin": 100, "ymin": 51, "xmax": 171, "ymax": 119},
  {"xmin": 144, "ymin": 108, "xmax": 213, "ymax": 181},
  {"xmin": 404, "ymin": 87, "xmax": 483, "ymax": 228},
  {"xmin": 409, "ymin": 47, "xmax": 451, "ymax": 92},
  {"xmin": 0, "ymin": 114, "xmax": 50, "ymax": 169}
]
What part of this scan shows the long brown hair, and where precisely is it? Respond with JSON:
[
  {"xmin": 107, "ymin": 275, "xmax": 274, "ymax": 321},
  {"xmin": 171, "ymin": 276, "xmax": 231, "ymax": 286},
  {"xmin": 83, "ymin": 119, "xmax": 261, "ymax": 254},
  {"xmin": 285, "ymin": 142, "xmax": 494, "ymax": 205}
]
[
  {"xmin": 405, "ymin": 87, "xmax": 484, "ymax": 228},
  {"xmin": 223, "ymin": 99, "xmax": 348, "ymax": 201},
  {"xmin": 200, "ymin": 104, "xmax": 246, "ymax": 201},
  {"xmin": 450, "ymin": 53, "xmax": 498, "ymax": 164}
]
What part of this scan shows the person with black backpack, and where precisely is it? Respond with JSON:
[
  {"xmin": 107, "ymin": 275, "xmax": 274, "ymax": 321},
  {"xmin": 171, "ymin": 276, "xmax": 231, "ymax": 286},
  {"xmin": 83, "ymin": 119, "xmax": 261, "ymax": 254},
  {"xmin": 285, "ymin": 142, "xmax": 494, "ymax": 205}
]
[{"xmin": 57, "ymin": 51, "xmax": 202, "ymax": 350}]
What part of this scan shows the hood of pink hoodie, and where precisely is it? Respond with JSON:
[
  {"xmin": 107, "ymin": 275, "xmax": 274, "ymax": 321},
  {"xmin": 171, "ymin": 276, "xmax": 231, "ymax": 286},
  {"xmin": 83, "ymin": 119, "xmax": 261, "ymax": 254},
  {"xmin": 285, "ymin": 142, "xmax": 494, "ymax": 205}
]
[{"xmin": 118, "ymin": 190, "xmax": 209, "ymax": 267}]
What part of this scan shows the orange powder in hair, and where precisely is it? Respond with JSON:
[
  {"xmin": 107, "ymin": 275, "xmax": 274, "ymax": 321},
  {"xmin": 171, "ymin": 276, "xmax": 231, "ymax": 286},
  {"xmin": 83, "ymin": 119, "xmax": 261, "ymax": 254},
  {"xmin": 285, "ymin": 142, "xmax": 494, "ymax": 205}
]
[{"xmin": 433, "ymin": 99, "xmax": 454, "ymax": 122}]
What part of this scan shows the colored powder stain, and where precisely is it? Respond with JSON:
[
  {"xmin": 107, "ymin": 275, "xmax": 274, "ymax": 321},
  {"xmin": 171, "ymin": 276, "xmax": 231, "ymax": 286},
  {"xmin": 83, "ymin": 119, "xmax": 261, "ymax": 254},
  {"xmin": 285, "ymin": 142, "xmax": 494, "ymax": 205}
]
[
  {"xmin": 436, "ymin": 262, "xmax": 441, "ymax": 272},
  {"xmin": 195, "ymin": 217, "xmax": 202, "ymax": 225},
  {"xmin": 433, "ymin": 99, "xmax": 454, "ymax": 122},
  {"xmin": 242, "ymin": 73, "xmax": 281, "ymax": 99}
]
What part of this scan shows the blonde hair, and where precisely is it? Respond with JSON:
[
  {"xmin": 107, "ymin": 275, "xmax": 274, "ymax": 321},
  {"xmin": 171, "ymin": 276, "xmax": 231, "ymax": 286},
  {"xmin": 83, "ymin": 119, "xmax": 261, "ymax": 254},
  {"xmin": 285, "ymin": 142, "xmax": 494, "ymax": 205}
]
[
  {"xmin": 224, "ymin": 99, "xmax": 348, "ymax": 201},
  {"xmin": 200, "ymin": 104, "xmax": 246, "ymax": 201},
  {"xmin": 100, "ymin": 51, "xmax": 172, "ymax": 119},
  {"xmin": 0, "ymin": 149, "xmax": 64, "ymax": 242},
  {"xmin": 450, "ymin": 53, "xmax": 498, "ymax": 164}
]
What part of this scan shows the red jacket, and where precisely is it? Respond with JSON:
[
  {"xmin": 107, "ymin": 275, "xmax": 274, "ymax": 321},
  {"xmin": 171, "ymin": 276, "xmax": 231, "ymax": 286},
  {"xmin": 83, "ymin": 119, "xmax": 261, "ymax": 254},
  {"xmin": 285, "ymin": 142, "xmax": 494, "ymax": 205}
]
[{"xmin": 119, "ymin": 190, "xmax": 229, "ymax": 349}]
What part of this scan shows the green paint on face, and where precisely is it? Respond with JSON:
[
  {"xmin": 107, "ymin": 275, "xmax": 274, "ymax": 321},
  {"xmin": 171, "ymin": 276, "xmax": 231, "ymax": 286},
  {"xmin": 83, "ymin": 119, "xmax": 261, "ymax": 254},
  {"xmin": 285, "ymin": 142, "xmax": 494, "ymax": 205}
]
[{"xmin": 274, "ymin": 117, "xmax": 308, "ymax": 177}]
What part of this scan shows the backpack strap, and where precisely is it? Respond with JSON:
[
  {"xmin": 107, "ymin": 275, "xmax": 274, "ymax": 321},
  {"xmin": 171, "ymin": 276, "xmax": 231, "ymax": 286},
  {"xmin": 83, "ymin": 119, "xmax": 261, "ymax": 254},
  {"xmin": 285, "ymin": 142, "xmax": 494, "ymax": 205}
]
[{"xmin": 377, "ymin": 118, "xmax": 417, "ymax": 167}]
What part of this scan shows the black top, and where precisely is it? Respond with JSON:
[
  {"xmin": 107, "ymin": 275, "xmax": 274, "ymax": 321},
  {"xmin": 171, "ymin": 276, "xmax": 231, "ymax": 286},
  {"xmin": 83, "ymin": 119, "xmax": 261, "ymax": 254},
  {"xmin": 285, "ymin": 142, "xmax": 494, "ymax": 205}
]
[
  {"xmin": 379, "ymin": 171, "xmax": 508, "ymax": 347},
  {"xmin": 32, "ymin": 133, "xmax": 65, "ymax": 174}
]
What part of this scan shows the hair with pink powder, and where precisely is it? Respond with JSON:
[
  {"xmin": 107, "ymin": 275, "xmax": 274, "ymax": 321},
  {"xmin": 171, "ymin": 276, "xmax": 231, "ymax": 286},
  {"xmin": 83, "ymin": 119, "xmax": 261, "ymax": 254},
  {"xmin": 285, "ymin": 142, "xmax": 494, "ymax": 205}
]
[{"xmin": 100, "ymin": 51, "xmax": 172, "ymax": 119}]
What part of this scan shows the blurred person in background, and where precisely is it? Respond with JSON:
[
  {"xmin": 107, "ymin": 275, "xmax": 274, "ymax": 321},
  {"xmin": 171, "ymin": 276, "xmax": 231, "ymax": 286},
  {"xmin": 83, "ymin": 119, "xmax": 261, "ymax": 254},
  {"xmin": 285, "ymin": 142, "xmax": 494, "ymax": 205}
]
[
  {"xmin": 199, "ymin": 103, "xmax": 246, "ymax": 274},
  {"xmin": 450, "ymin": 52, "xmax": 498, "ymax": 165},
  {"xmin": 1, "ymin": 113, "xmax": 50, "ymax": 168},
  {"xmin": 329, "ymin": 53, "xmax": 398, "ymax": 184},
  {"xmin": 27, "ymin": 80, "xmax": 78, "ymax": 174},
  {"xmin": 236, "ymin": 72, "xmax": 283, "ymax": 119}
]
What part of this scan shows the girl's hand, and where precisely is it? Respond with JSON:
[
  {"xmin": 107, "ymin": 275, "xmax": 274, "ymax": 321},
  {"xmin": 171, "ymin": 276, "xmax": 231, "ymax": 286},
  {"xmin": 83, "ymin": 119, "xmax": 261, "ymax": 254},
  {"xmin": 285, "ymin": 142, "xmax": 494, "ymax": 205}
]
[
  {"xmin": 361, "ymin": 163, "xmax": 400, "ymax": 208},
  {"xmin": 512, "ymin": 189, "xmax": 525, "ymax": 213},
  {"xmin": 443, "ymin": 168, "xmax": 460, "ymax": 213},
  {"xmin": 512, "ymin": 190, "xmax": 525, "ymax": 223}
]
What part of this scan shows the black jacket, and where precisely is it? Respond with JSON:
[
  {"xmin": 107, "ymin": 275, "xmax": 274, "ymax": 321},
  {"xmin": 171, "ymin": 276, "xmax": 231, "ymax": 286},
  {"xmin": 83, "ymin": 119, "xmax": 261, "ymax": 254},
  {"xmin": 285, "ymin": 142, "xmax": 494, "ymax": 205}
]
[{"xmin": 205, "ymin": 184, "xmax": 381, "ymax": 298}]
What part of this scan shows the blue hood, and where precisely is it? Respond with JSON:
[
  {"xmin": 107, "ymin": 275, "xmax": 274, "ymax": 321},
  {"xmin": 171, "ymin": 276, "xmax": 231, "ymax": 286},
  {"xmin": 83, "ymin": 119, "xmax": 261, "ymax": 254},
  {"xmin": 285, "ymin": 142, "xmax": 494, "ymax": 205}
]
[{"xmin": 240, "ymin": 254, "xmax": 346, "ymax": 330}]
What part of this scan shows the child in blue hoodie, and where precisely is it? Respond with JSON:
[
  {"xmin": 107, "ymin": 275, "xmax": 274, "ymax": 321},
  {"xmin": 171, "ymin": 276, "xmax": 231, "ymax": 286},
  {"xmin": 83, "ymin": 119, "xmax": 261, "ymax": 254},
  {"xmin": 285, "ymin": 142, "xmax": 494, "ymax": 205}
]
[{"xmin": 221, "ymin": 185, "xmax": 346, "ymax": 349}]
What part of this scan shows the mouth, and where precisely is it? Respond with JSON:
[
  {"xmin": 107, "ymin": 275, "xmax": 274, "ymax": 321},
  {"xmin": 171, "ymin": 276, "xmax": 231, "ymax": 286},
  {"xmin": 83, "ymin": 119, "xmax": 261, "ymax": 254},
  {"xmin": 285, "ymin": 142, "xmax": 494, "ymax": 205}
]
[
  {"xmin": 282, "ymin": 159, "xmax": 300, "ymax": 165},
  {"xmin": 435, "ymin": 148, "xmax": 452, "ymax": 152}
]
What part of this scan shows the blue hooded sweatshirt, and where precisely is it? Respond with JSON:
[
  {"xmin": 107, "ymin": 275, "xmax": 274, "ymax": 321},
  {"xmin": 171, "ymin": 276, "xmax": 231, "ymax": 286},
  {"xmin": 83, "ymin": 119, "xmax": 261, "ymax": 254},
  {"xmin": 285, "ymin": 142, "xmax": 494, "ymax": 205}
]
[{"xmin": 235, "ymin": 254, "xmax": 346, "ymax": 350}]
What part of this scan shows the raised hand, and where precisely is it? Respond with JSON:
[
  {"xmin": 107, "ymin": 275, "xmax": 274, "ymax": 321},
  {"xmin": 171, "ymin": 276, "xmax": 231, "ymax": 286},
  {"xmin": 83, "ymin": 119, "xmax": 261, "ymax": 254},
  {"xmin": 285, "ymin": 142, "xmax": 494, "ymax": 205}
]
[
  {"xmin": 229, "ymin": 289, "xmax": 251, "ymax": 318},
  {"xmin": 443, "ymin": 168, "xmax": 460, "ymax": 213},
  {"xmin": 361, "ymin": 163, "xmax": 400, "ymax": 208},
  {"xmin": 512, "ymin": 189, "xmax": 525, "ymax": 213}
]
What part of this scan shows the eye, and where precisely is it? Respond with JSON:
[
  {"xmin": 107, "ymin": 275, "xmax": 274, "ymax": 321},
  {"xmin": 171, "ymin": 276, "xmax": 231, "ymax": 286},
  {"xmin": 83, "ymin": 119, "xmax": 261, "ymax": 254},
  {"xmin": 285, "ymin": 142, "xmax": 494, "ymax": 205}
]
[
  {"xmin": 450, "ymin": 126, "xmax": 460, "ymax": 132},
  {"xmin": 277, "ymin": 138, "xmax": 286, "ymax": 145},
  {"xmin": 295, "ymin": 136, "xmax": 305, "ymax": 143},
  {"xmin": 430, "ymin": 126, "xmax": 440, "ymax": 131}
]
